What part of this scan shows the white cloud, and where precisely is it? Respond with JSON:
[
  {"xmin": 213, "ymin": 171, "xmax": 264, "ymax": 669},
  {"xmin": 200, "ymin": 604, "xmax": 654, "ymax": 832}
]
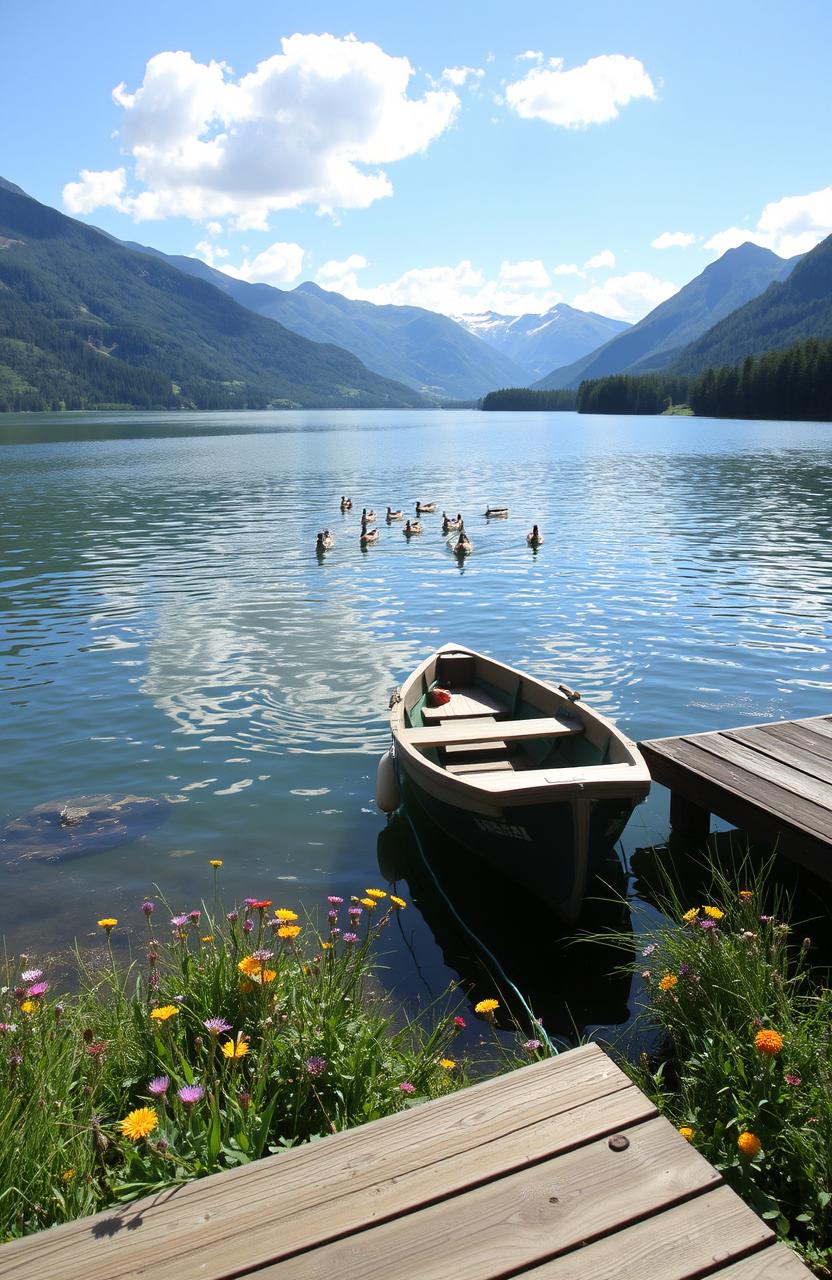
[
  {"xmin": 316, "ymin": 254, "xmax": 369, "ymax": 282},
  {"xmin": 705, "ymin": 186, "xmax": 832, "ymax": 260},
  {"xmin": 651, "ymin": 231, "xmax": 696, "ymax": 250},
  {"xmin": 442, "ymin": 65, "xmax": 484, "ymax": 88},
  {"xmin": 63, "ymin": 35, "xmax": 459, "ymax": 224},
  {"xmin": 516, "ymin": 50, "xmax": 543, "ymax": 63},
  {"xmin": 498, "ymin": 259, "xmax": 551, "ymax": 288},
  {"xmin": 218, "ymin": 240, "xmax": 306, "ymax": 286},
  {"xmin": 505, "ymin": 53, "xmax": 655, "ymax": 128},
  {"xmin": 194, "ymin": 239, "xmax": 229, "ymax": 267},
  {"xmin": 584, "ymin": 248, "xmax": 615, "ymax": 270},
  {"xmin": 553, "ymin": 262, "xmax": 583, "ymax": 276},
  {"xmin": 205, "ymin": 221, "xmax": 224, "ymax": 236},
  {"xmin": 573, "ymin": 271, "xmax": 677, "ymax": 321}
]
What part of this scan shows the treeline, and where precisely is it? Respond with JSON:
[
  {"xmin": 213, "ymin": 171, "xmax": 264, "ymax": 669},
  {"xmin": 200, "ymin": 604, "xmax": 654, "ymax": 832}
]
[
  {"xmin": 576, "ymin": 336, "xmax": 832, "ymax": 422},
  {"xmin": 481, "ymin": 387, "xmax": 577, "ymax": 411}
]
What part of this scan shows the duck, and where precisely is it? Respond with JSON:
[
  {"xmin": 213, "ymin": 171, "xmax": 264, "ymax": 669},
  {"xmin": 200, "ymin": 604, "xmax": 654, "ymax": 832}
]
[
  {"xmin": 316, "ymin": 530, "xmax": 334, "ymax": 554},
  {"xmin": 360, "ymin": 520, "xmax": 380, "ymax": 546},
  {"xmin": 340, "ymin": 496, "xmax": 353, "ymax": 511},
  {"xmin": 361, "ymin": 507, "xmax": 377, "ymax": 524},
  {"xmin": 485, "ymin": 506, "xmax": 509, "ymax": 518},
  {"xmin": 403, "ymin": 519, "xmax": 423, "ymax": 537},
  {"xmin": 442, "ymin": 511, "xmax": 462, "ymax": 533},
  {"xmin": 527, "ymin": 524, "xmax": 544, "ymax": 547},
  {"xmin": 450, "ymin": 525, "xmax": 473, "ymax": 557},
  {"xmin": 415, "ymin": 501, "xmax": 436, "ymax": 514},
  {"xmin": 386, "ymin": 506, "xmax": 403, "ymax": 521}
]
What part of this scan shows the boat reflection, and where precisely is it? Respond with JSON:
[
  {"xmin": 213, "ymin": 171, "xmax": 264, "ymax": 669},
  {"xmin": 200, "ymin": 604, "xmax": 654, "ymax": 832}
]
[{"xmin": 377, "ymin": 795, "xmax": 634, "ymax": 1046}]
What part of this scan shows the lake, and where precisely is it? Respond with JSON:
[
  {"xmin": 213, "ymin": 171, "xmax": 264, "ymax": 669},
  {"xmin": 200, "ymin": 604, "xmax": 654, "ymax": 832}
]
[{"xmin": 2, "ymin": 408, "xmax": 832, "ymax": 1049}]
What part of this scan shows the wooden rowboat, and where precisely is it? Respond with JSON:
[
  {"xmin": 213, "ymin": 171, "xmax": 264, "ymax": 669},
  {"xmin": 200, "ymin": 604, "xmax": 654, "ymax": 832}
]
[{"xmin": 383, "ymin": 643, "xmax": 650, "ymax": 923}]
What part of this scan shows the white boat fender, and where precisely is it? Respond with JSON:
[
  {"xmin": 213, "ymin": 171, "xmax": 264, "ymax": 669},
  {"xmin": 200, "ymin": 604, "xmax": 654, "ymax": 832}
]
[{"xmin": 376, "ymin": 746, "xmax": 400, "ymax": 813}]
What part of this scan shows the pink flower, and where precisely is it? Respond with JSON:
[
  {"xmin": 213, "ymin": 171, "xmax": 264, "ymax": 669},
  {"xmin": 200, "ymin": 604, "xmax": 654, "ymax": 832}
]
[
  {"xmin": 453, "ymin": 1016, "xmax": 466, "ymax": 1028},
  {"xmin": 327, "ymin": 896, "xmax": 344, "ymax": 905},
  {"xmin": 170, "ymin": 914, "xmax": 189, "ymax": 928},
  {"xmin": 27, "ymin": 981, "xmax": 49, "ymax": 998},
  {"xmin": 20, "ymin": 969, "xmax": 43, "ymax": 983},
  {"xmin": 148, "ymin": 1075, "xmax": 170, "ymax": 1096},
  {"xmin": 785, "ymin": 1073, "xmax": 802, "ymax": 1086},
  {"xmin": 188, "ymin": 910, "xmax": 201, "ymax": 924},
  {"xmin": 142, "ymin": 901, "xmax": 155, "ymax": 916},
  {"xmin": 399, "ymin": 1081, "xmax": 416, "ymax": 1094},
  {"xmin": 343, "ymin": 932, "xmax": 358, "ymax": 944}
]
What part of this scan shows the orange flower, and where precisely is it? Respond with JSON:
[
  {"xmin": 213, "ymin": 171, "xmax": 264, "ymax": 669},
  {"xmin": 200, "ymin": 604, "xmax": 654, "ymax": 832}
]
[
  {"xmin": 474, "ymin": 998, "xmax": 499, "ymax": 1014},
  {"xmin": 221, "ymin": 1035, "xmax": 250, "ymax": 1059},
  {"xmin": 278, "ymin": 925, "xmax": 301, "ymax": 939},
  {"xmin": 737, "ymin": 1131, "xmax": 762, "ymax": 1157},
  {"xmin": 658, "ymin": 973, "xmax": 678, "ymax": 991},
  {"xmin": 237, "ymin": 956, "xmax": 263, "ymax": 976},
  {"xmin": 739, "ymin": 890, "xmax": 753, "ymax": 901},
  {"xmin": 119, "ymin": 1107, "xmax": 158, "ymax": 1140},
  {"xmin": 754, "ymin": 1028, "xmax": 784, "ymax": 1057},
  {"xmin": 251, "ymin": 968, "xmax": 277, "ymax": 984},
  {"xmin": 678, "ymin": 1126, "xmax": 695, "ymax": 1142}
]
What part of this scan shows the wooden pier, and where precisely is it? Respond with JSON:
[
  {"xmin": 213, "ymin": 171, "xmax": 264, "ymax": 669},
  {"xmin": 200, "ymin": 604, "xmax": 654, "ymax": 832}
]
[
  {"xmin": 0, "ymin": 1043, "xmax": 811, "ymax": 1279},
  {"xmin": 640, "ymin": 714, "xmax": 832, "ymax": 879}
]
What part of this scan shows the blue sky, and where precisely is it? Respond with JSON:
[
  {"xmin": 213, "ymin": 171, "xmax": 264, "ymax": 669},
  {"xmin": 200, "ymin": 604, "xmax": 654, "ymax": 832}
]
[{"xmin": 3, "ymin": 0, "xmax": 831, "ymax": 320}]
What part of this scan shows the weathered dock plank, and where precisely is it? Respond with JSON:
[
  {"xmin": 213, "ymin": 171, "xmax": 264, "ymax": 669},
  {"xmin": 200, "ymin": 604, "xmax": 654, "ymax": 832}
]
[{"xmin": 0, "ymin": 1043, "xmax": 813, "ymax": 1280}]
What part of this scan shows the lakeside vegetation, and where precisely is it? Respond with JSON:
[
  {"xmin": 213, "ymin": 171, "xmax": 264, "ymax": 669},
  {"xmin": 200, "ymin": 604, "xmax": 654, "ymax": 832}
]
[
  {"xmin": 480, "ymin": 387, "xmax": 578, "ymax": 411},
  {"xmin": 576, "ymin": 335, "xmax": 832, "ymax": 421}
]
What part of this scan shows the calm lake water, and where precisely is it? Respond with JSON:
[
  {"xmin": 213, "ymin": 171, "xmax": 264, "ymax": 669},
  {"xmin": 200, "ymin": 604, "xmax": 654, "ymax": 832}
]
[{"xmin": 2, "ymin": 408, "xmax": 832, "ymax": 1050}]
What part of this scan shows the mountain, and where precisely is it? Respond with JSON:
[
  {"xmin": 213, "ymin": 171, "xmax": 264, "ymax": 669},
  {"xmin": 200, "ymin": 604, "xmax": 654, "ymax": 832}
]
[
  {"xmin": 670, "ymin": 233, "xmax": 832, "ymax": 374},
  {"xmin": 534, "ymin": 243, "xmax": 797, "ymax": 390},
  {"xmin": 121, "ymin": 241, "xmax": 528, "ymax": 401},
  {"xmin": 455, "ymin": 304, "xmax": 630, "ymax": 380},
  {"xmin": 0, "ymin": 182, "xmax": 423, "ymax": 411}
]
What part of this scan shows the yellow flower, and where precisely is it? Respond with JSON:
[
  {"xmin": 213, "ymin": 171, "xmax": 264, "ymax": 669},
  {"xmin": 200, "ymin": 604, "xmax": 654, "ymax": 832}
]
[
  {"xmin": 682, "ymin": 908, "xmax": 699, "ymax": 923},
  {"xmin": 119, "ymin": 1107, "xmax": 158, "ymax": 1141},
  {"xmin": 703, "ymin": 906, "xmax": 724, "ymax": 920},
  {"xmin": 209, "ymin": 859, "xmax": 223, "ymax": 868},
  {"xmin": 659, "ymin": 974, "xmax": 678, "ymax": 991},
  {"xmin": 390, "ymin": 895, "xmax": 408, "ymax": 909},
  {"xmin": 237, "ymin": 956, "xmax": 264, "ymax": 976},
  {"xmin": 149, "ymin": 1004, "xmax": 180, "ymax": 1021},
  {"xmin": 360, "ymin": 898, "xmax": 377, "ymax": 910},
  {"xmin": 321, "ymin": 941, "xmax": 333, "ymax": 950},
  {"xmin": 221, "ymin": 1036, "xmax": 249, "ymax": 1059},
  {"xmin": 62, "ymin": 1169, "xmax": 76, "ymax": 1183},
  {"xmin": 251, "ymin": 968, "xmax": 277, "ymax": 984},
  {"xmin": 365, "ymin": 889, "xmax": 387, "ymax": 899},
  {"xmin": 678, "ymin": 1126, "xmax": 695, "ymax": 1142},
  {"xmin": 474, "ymin": 998, "xmax": 500, "ymax": 1014},
  {"xmin": 754, "ymin": 1028, "xmax": 784, "ymax": 1057},
  {"xmin": 274, "ymin": 908, "xmax": 299, "ymax": 922},
  {"xmin": 439, "ymin": 1058, "xmax": 456, "ymax": 1070},
  {"xmin": 201, "ymin": 935, "xmax": 214, "ymax": 943},
  {"xmin": 20, "ymin": 1000, "xmax": 37, "ymax": 1014},
  {"xmin": 737, "ymin": 1131, "xmax": 762, "ymax": 1157},
  {"xmin": 739, "ymin": 890, "xmax": 753, "ymax": 901},
  {"xmin": 278, "ymin": 925, "xmax": 301, "ymax": 939},
  {"xmin": 97, "ymin": 918, "xmax": 118, "ymax": 931}
]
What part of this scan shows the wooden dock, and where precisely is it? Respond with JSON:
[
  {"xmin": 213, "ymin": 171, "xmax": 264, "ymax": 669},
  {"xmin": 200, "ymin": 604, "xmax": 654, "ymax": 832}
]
[
  {"xmin": 0, "ymin": 1043, "xmax": 811, "ymax": 1279},
  {"xmin": 640, "ymin": 714, "xmax": 832, "ymax": 878}
]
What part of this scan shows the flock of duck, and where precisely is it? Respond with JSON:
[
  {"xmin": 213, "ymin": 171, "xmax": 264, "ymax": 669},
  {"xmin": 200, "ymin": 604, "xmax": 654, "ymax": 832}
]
[{"xmin": 314, "ymin": 499, "xmax": 544, "ymax": 558}]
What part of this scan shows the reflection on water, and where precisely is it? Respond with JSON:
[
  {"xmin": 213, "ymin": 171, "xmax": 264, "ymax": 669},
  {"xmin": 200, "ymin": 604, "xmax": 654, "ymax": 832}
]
[{"xmin": 2, "ymin": 408, "xmax": 832, "ymax": 1029}]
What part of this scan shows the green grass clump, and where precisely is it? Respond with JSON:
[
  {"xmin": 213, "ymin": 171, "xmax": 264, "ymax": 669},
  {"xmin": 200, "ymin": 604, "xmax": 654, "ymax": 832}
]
[
  {"xmin": 620, "ymin": 856, "xmax": 832, "ymax": 1275},
  {"xmin": 0, "ymin": 878, "xmax": 488, "ymax": 1241}
]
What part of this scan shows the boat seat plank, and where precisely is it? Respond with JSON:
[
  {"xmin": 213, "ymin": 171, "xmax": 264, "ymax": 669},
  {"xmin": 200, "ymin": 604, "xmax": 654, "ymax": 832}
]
[
  {"xmin": 421, "ymin": 687, "xmax": 507, "ymax": 722},
  {"xmin": 446, "ymin": 759, "xmax": 515, "ymax": 775},
  {"xmin": 404, "ymin": 717, "xmax": 583, "ymax": 749}
]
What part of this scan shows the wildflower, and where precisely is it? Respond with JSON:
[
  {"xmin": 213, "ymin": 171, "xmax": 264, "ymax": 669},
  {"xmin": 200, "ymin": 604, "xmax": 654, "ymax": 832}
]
[
  {"xmin": 20, "ymin": 1000, "xmax": 36, "ymax": 1014},
  {"xmin": 86, "ymin": 1041, "xmax": 107, "ymax": 1060},
  {"xmin": 201, "ymin": 935, "xmax": 214, "ymax": 943},
  {"xmin": 97, "ymin": 918, "xmax": 118, "ymax": 933},
  {"xmin": 343, "ymin": 932, "xmax": 358, "ymax": 945},
  {"xmin": 222, "ymin": 1035, "xmax": 250, "ymax": 1059},
  {"xmin": 390, "ymin": 896, "xmax": 408, "ymax": 909},
  {"xmin": 242, "ymin": 919, "xmax": 254, "ymax": 934},
  {"xmin": 304, "ymin": 1056, "xmax": 327, "ymax": 1076},
  {"xmin": 754, "ymin": 1029, "xmax": 784, "ymax": 1057},
  {"xmin": 209, "ymin": 859, "xmax": 223, "ymax": 867},
  {"xmin": 328, "ymin": 910, "xmax": 338, "ymax": 922},
  {"xmin": 203, "ymin": 1017, "xmax": 232, "ymax": 1036},
  {"xmin": 327, "ymin": 896, "xmax": 344, "ymax": 906},
  {"xmin": 641, "ymin": 970, "xmax": 652, "ymax": 982},
  {"xmin": 170, "ymin": 914, "xmax": 189, "ymax": 928},
  {"xmin": 659, "ymin": 974, "xmax": 678, "ymax": 991},
  {"xmin": 149, "ymin": 1005, "xmax": 180, "ymax": 1022},
  {"xmin": 62, "ymin": 1169, "xmax": 76, "ymax": 1183},
  {"xmin": 237, "ymin": 956, "xmax": 264, "ymax": 977},
  {"xmin": 682, "ymin": 908, "xmax": 699, "ymax": 924},
  {"xmin": 252, "ymin": 947, "xmax": 274, "ymax": 961},
  {"xmin": 142, "ymin": 901, "xmax": 155, "ymax": 916},
  {"xmin": 119, "ymin": 1107, "xmax": 158, "ymax": 1141},
  {"xmin": 359, "ymin": 898, "xmax": 377, "ymax": 911},
  {"xmin": 188, "ymin": 910, "xmax": 201, "ymax": 924},
  {"xmin": 226, "ymin": 910, "xmax": 239, "ymax": 923},
  {"xmin": 759, "ymin": 915, "xmax": 773, "ymax": 924},
  {"xmin": 785, "ymin": 1073, "xmax": 801, "ymax": 1086},
  {"xmin": 641, "ymin": 944, "xmax": 657, "ymax": 957},
  {"xmin": 739, "ymin": 890, "xmax": 753, "ymax": 901},
  {"xmin": 474, "ymin": 998, "xmax": 500, "ymax": 1015},
  {"xmin": 321, "ymin": 942, "xmax": 333, "ymax": 950},
  {"xmin": 703, "ymin": 906, "xmax": 724, "ymax": 920},
  {"xmin": 27, "ymin": 981, "xmax": 49, "ymax": 998},
  {"xmin": 698, "ymin": 919, "xmax": 717, "ymax": 932},
  {"xmin": 399, "ymin": 1081, "xmax": 416, "ymax": 1094},
  {"xmin": 177, "ymin": 1084, "xmax": 205, "ymax": 1107},
  {"xmin": 365, "ymin": 889, "xmax": 387, "ymax": 899},
  {"xmin": 238, "ymin": 1092, "xmax": 252, "ymax": 1111},
  {"xmin": 251, "ymin": 968, "xmax": 277, "ymax": 984},
  {"xmin": 453, "ymin": 1016, "xmax": 466, "ymax": 1028},
  {"xmin": 249, "ymin": 900, "xmax": 272, "ymax": 911},
  {"xmin": 8, "ymin": 1050, "xmax": 22, "ymax": 1070},
  {"xmin": 20, "ymin": 969, "xmax": 43, "ymax": 983},
  {"xmin": 439, "ymin": 1059, "xmax": 456, "ymax": 1069},
  {"xmin": 523, "ymin": 1039, "xmax": 542, "ymax": 1052},
  {"xmin": 278, "ymin": 925, "xmax": 301, "ymax": 939},
  {"xmin": 147, "ymin": 1076, "xmax": 170, "ymax": 1097},
  {"xmin": 737, "ymin": 1132, "xmax": 762, "ymax": 1157},
  {"xmin": 740, "ymin": 931, "xmax": 758, "ymax": 942},
  {"xmin": 348, "ymin": 906, "xmax": 362, "ymax": 918},
  {"xmin": 678, "ymin": 1126, "xmax": 695, "ymax": 1142},
  {"xmin": 0, "ymin": 1023, "xmax": 16, "ymax": 1034}
]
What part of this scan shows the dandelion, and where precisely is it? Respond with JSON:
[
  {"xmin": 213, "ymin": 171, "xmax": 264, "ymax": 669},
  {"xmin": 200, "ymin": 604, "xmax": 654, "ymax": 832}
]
[
  {"xmin": 785, "ymin": 1073, "xmax": 802, "ymax": 1086},
  {"xmin": 754, "ymin": 1029, "xmax": 784, "ymax": 1057},
  {"xmin": 399, "ymin": 1081, "xmax": 416, "ymax": 1094},
  {"xmin": 365, "ymin": 889, "xmax": 387, "ymax": 899},
  {"xmin": 120, "ymin": 1108, "xmax": 158, "ymax": 1141},
  {"xmin": 177, "ymin": 1084, "xmax": 205, "ymax": 1107},
  {"xmin": 278, "ymin": 925, "xmax": 301, "ymax": 940},
  {"xmin": 149, "ymin": 1005, "xmax": 180, "ymax": 1022},
  {"xmin": 142, "ymin": 901, "xmax": 155, "ymax": 917},
  {"xmin": 737, "ymin": 1132, "xmax": 762, "ymax": 1157},
  {"xmin": 20, "ymin": 969, "xmax": 43, "ymax": 983},
  {"xmin": 97, "ymin": 918, "xmax": 118, "ymax": 934},
  {"xmin": 321, "ymin": 941, "xmax": 333, "ymax": 950},
  {"xmin": 682, "ymin": 908, "xmax": 698, "ymax": 924},
  {"xmin": 203, "ymin": 1017, "xmax": 232, "ymax": 1036},
  {"xmin": 703, "ymin": 906, "xmax": 724, "ymax": 920},
  {"xmin": 678, "ymin": 1126, "xmax": 695, "ymax": 1142},
  {"xmin": 390, "ymin": 895, "xmax": 408, "ymax": 909},
  {"xmin": 62, "ymin": 1169, "xmax": 76, "ymax": 1183},
  {"xmin": 739, "ymin": 890, "xmax": 753, "ymax": 901},
  {"xmin": 147, "ymin": 1076, "xmax": 170, "ymax": 1097},
  {"xmin": 304, "ymin": 1056, "xmax": 327, "ymax": 1076},
  {"xmin": 658, "ymin": 974, "xmax": 678, "ymax": 991},
  {"xmin": 327, "ymin": 896, "xmax": 344, "ymax": 905},
  {"xmin": 237, "ymin": 956, "xmax": 264, "ymax": 977},
  {"xmin": 439, "ymin": 1059, "xmax": 456, "ymax": 1069},
  {"xmin": 20, "ymin": 1000, "xmax": 36, "ymax": 1014},
  {"xmin": 209, "ymin": 859, "xmax": 223, "ymax": 867},
  {"xmin": 474, "ymin": 998, "xmax": 500, "ymax": 1015},
  {"xmin": 27, "ymin": 980, "xmax": 49, "ymax": 998},
  {"xmin": 359, "ymin": 898, "xmax": 377, "ymax": 911},
  {"xmin": 222, "ymin": 1035, "xmax": 250, "ymax": 1059},
  {"xmin": 201, "ymin": 935, "xmax": 214, "ymax": 944}
]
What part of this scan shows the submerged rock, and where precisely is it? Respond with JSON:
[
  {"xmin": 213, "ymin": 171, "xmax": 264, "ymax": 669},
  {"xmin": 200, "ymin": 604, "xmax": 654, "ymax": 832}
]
[{"xmin": 0, "ymin": 794, "xmax": 168, "ymax": 869}]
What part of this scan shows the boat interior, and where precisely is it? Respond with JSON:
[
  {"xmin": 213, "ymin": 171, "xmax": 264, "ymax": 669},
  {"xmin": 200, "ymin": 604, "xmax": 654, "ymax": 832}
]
[{"xmin": 401, "ymin": 649, "xmax": 617, "ymax": 779}]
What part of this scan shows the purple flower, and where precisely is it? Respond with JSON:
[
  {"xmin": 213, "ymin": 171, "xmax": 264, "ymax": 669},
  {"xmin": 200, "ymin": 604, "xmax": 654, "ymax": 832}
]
[
  {"xmin": 327, "ymin": 896, "xmax": 344, "ymax": 906},
  {"xmin": 27, "ymin": 981, "xmax": 49, "ymax": 998},
  {"xmin": 203, "ymin": 1017, "xmax": 232, "ymax": 1036},
  {"xmin": 523, "ymin": 1039, "xmax": 542, "ymax": 1052},
  {"xmin": 0, "ymin": 1023, "xmax": 16, "ymax": 1034},
  {"xmin": 759, "ymin": 915, "xmax": 774, "ymax": 924},
  {"xmin": 188, "ymin": 910, "xmax": 201, "ymax": 924},
  {"xmin": 348, "ymin": 906, "xmax": 362, "ymax": 918},
  {"xmin": 678, "ymin": 964, "xmax": 692, "ymax": 977},
  {"xmin": 343, "ymin": 932, "xmax": 358, "ymax": 944},
  {"xmin": 8, "ymin": 1050, "xmax": 22, "ymax": 1070},
  {"xmin": 142, "ymin": 901, "xmax": 155, "ymax": 917},
  {"xmin": 641, "ymin": 944, "xmax": 657, "ymax": 958},
  {"xmin": 170, "ymin": 914, "xmax": 189, "ymax": 928},
  {"xmin": 148, "ymin": 1075, "xmax": 170, "ymax": 1097},
  {"xmin": 399, "ymin": 1081, "xmax": 416, "ymax": 1094},
  {"xmin": 698, "ymin": 919, "xmax": 716, "ymax": 931},
  {"xmin": 328, "ymin": 910, "xmax": 338, "ymax": 922},
  {"xmin": 242, "ymin": 919, "xmax": 254, "ymax": 934},
  {"xmin": 238, "ymin": 1091, "xmax": 252, "ymax": 1111},
  {"xmin": 304, "ymin": 1056, "xmax": 327, "ymax": 1076},
  {"xmin": 785, "ymin": 1073, "xmax": 802, "ymax": 1086},
  {"xmin": 226, "ymin": 910, "xmax": 239, "ymax": 923},
  {"xmin": 177, "ymin": 1084, "xmax": 205, "ymax": 1107},
  {"xmin": 243, "ymin": 898, "xmax": 259, "ymax": 908},
  {"xmin": 20, "ymin": 968, "xmax": 43, "ymax": 983},
  {"xmin": 252, "ymin": 948, "xmax": 273, "ymax": 962}
]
